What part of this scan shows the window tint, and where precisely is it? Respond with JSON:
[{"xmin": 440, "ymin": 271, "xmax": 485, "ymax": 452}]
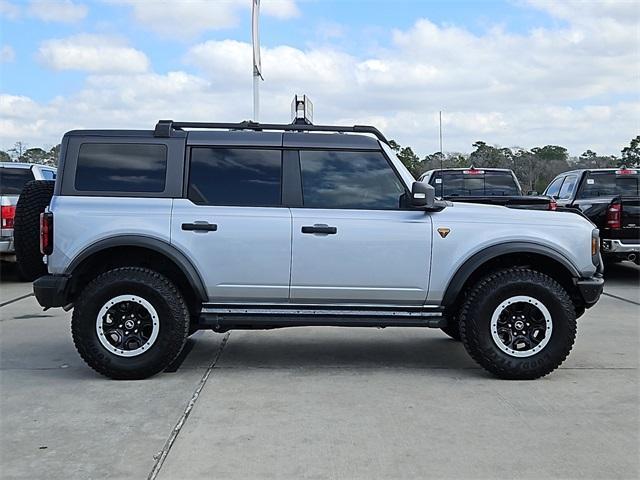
[
  {"xmin": 429, "ymin": 171, "xmax": 519, "ymax": 197},
  {"xmin": 300, "ymin": 150, "xmax": 406, "ymax": 209},
  {"xmin": 0, "ymin": 168, "xmax": 33, "ymax": 195},
  {"xmin": 188, "ymin": 148, "xmax": 282, "ymax": 206},
  {"xmin": 483, "ymin": 172, "xmax": 520, "ymax": 195},
  {"xmin": 545, "ymin": 177, "xmax": 564, "ymax": 197},
  {"xmin": 558, "ymin": 175, "xmax": 577, "ymax": 199},
  {"xmin": 75, "ymin": 143, "xmax": 167, "ymax": 192},
  {"xmin": 41, "ymin": 169, "xmax": 56, "ymax": 181},
  {"xmin": 577, "ymin": 172, "xmax": 639, "ymax": 198}
]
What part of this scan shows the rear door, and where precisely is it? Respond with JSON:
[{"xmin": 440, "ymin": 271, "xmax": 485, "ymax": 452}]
[
  {"xmin": 289, "ymin": 148, "xmax": 432, "ymax": 306},
  {"xmin": 171, "ymin": 144, "xmax": 292, "ymax": 303}
]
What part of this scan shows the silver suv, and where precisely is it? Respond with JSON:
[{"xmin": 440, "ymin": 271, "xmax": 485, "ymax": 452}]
[{"xmin": 31, "ymin": 120, "xmax": 604, "ymax": 380}]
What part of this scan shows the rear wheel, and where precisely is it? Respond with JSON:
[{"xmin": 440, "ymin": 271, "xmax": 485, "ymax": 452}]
[
  {"xmin": 72, "ymin": 267, "xmax": 190, "ymax": 379},
  {"xmin": 14, "ymin": 180, "xmax": 54, "ymax": 281},
  {"xmin": 459, "ymin": 268, "xmax": 576, "ymax": 380}
]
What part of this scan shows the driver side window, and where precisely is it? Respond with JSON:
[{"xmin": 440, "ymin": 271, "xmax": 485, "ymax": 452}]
[{"xmin": 299, "ymin": 150, "xmax": 406, "ymax": 210}]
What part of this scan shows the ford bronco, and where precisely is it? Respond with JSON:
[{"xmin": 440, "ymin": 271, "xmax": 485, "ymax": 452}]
[{"xmin": 29, "ymin": 118, "xmax": 604, "ymax": 380}]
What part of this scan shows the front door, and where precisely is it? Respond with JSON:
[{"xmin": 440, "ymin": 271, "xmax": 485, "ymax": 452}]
[
  {"xmin": 171, "ymin": 146, "xmax": 291, "ymax": 303},
  {"xmin": 290, "ymin": 149, "xmax": 432, "ymax": 306}
]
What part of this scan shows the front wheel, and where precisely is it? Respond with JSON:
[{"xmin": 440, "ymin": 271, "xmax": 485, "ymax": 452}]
[
  {"xmin": 72, "ymin": 267, "xmax": 190, "ymax": 379},
  {"xmin": 459, "ymin": 268, "xmax": 576, "ymax": 380}
]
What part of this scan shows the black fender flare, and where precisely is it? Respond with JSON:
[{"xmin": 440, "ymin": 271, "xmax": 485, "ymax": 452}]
[
  {"xmin": 441, "ymin": 242, "xmax": 581, "ymax": 307},
  {"xmin": 65, "ymin": 235, "xmax": 207, "ymax": 302}
]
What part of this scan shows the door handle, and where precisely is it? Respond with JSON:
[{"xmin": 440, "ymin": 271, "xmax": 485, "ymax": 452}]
[
  {"xmin": 301, "ymin": 225, "xmax": 337, "ymax": 235},
  {"xmin": 182, "ymin": 222, "xmax": 218, "ymax": 232}
]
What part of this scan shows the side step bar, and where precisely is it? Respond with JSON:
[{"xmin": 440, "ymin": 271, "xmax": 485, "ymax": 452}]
[{"xmin": 197, "ymin": 305, "xmax": 447, "ymax": 330}]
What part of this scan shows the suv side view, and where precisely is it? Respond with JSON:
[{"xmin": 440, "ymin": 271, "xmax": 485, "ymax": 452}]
[{"xmin": 32, "ymin": 120, "xmax": 604, "ymax": 380}]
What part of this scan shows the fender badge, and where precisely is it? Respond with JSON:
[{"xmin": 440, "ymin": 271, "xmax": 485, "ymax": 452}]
[{"xmin": 437, "ymin": 227, "xmax": 451, "ymax": 238}]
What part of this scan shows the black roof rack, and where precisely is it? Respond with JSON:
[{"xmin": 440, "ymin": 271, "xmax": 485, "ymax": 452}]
[{"xmin": 153, "ymin": 120, "xmax": 389, "ymax": 144}]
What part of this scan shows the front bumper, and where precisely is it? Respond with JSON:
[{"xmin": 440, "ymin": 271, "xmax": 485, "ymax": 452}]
[
  {"xmin": 575, "ymin": 275, "xmax": 604, "ymax": 308},
  {"xmin": 33, "ymin": 275, "xmax": 71, "ymax": 309}
]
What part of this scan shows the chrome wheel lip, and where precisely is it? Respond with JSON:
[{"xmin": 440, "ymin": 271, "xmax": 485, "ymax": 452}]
[
  {"xmin": 490, "ymin": 295, "xmax": 552, "ymax": 358},
  {"xmin": 96, "ymin": 295, "xmax": 159, "ymax": 358}
]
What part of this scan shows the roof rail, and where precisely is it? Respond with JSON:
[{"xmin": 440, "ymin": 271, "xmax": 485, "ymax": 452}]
[{"xmin": 153, "ymin": 120, "xmax": 389, "ymax": 144}]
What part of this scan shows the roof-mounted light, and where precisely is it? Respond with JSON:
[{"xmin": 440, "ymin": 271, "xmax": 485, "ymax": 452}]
[{"xmin": 291, "ymin": 94, "xmax": 313, "ymax": 125}]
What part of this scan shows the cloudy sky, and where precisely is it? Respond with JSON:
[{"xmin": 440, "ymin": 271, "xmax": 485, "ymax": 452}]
[{"xmin": 0, "ymin": 0, "xmax": 638, "ymax": 156}]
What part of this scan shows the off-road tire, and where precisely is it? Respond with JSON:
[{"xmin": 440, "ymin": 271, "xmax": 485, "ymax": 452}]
[
  {"xmin": 72, "ymin": 267, "xmax": 190, "ymax": 380},
  {"xmin": 459, "ymin": 267, "xmax": 576, "ymax": 380},
  {"xmin": 441, "ymin": 315, "xmax": 461, "ymax": 341},
  {"xmin": 13, "ymin": 180, "xmax": 54, "ymax": 281}
]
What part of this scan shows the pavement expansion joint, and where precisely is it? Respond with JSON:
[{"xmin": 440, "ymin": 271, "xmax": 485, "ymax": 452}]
[{"xmin": 147, "ymin": 331, "xmax": 231, "ymax": 480}]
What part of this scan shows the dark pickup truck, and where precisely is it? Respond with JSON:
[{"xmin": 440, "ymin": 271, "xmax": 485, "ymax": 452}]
[
  {"xmin": 418, "ymin": 167, "xmax": 556, "ymax": 210},
  {"xmin": 543, "ymin": 168, "xmax": 640, "ymax": 264}
]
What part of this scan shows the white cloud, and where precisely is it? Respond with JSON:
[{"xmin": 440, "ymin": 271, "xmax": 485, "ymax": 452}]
[
  {"xmin": 0, "ymin": 0, "xmax": 20, "ymax": 19},
  {"xmin": 0, "ymin": 45, "xmax": 15, "ymax": 63},
  {"xmin": 3, "ymin": 3, "xmax": 639, "ymax": 156},
  {"xmin": 38, "ymin": 34, "xmax": 149, "ymax": 73},
  {"xmin": 28, "ymin": 0, "xmax": 88, "ymax": 23},
  {"xmin": 110, "ymin": 0, "xmax": 299, "ymax": 38}
]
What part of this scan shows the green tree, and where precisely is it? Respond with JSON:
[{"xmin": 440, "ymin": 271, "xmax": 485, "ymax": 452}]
[
  {"xmin": 0, "ymin": 150, "xmax": 11, "ymax": 162},
  {"xmin": 621, "ymin": 135, "xmax": 640, "ymax": 167},
  {"xmin": 576, "ymin": 150, "xmax": 618, "ymax": 169},
  {"xmin": 21, "ymin": 147, "xmax": 49, "ymax": 164}
]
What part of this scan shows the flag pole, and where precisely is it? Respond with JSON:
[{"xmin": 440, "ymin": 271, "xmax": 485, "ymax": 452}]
[{"xmin": 252, "ymin": 0, "xmax": 262, "ymax": 122}]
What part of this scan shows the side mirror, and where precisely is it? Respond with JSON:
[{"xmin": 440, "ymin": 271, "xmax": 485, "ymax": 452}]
[
  {"xmin": 411, "ymin": 181, "xmax": 435, "ymax": 209},
  {"xmin": 527, "ymin": 190, "xmax": 539, "ymax": 196}
]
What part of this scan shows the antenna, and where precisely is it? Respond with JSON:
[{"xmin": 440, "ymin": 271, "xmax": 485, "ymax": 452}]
[{"xmin": 439, "ymin": 110, "xmax": 443, "ymax": 171}]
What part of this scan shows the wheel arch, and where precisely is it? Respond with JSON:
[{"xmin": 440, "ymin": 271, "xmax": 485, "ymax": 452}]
[
  {"xmin": 441, "ymin": 242, "xmax": 583, "ymax": 314},
  {"xmin": 65, "ymin": 235, "xmax": 207, "ymax": 312}
]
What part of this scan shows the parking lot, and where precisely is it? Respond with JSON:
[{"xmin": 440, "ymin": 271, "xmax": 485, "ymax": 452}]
[{"xmin": 0, "ymin": 262, "xmax": 638, "ymax": 480}]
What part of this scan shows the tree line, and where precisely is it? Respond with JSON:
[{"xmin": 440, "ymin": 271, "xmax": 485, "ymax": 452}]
[
  {"xmin": 391, "ymin": 135, "xmax": 640, "ymax": 192},
  {"xmin": 2, "ymin": 135, "xmax": 638, "ymax": 193}
]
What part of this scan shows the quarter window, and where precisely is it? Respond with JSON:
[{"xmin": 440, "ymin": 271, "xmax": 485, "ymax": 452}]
[
  {"xmin": 188, "ymin": 148, "xmax": 282, "ymax": 206},
  {"xmin": 75, "ymin": 143, "xmax": 167, "ymax": 192},
  {"xmin": 299, "ymin": 150, "xmax": 406, "ymax": 209}
]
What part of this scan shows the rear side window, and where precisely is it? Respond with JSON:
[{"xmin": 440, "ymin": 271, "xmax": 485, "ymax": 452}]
[
  {"xmin": 299, "ymin": 150, "xmax": 406, "ymax": 209},
  {"xmin": 558, "ymin": 175, "xmax": 577, "ymax": 199},
  {"xmin": 0, "ymin": 168, "xmax": 33, "ymax": 195},
  {"xmin": 188, "ymin": 148, "xmax": 282, "ymax": 206},
  {"xmin": 75, "ymin": 143, "xmax": 167, "ymax": 192},
  {"xmin": 577, "ymin": 172, "xmax": 639, "ymax": 198},
  {"xmin": 545, "ymin": 177, "xmax": 564, "ymax": 197}
]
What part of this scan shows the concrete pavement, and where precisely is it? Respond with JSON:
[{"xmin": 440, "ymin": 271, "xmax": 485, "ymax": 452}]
[{"xmin": 1, "ymin": 261, "xmax": 638, "ymax": 480}]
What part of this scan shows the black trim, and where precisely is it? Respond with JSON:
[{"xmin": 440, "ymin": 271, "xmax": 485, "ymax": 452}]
[
  {"xmin": 576, "ymin": 275, "xmax": 604, "ymax": 307},
  {"xmin": 65, "ymin": 235, "xmax": 207, "ymax": 302},
  {"xmin": 33, "ymin": 274, "xmax": 70, "ymax": 308},
  {"xmin": 282, "ymin": 149, "xmax": 302, "ymax": 207},
  {"xmin": 441, "ymin": 242, "xmax": 582, "ymax": 307},
  {"xmin": 198, "ymin": 313, "xmax": 446, "ymax": 330}
]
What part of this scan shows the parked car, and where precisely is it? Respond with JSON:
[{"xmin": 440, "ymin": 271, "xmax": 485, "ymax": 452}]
[
  {"xmin": 0, "ymin": 162, "xmax": 56, "ymax": 273},
  {"xmin": 27, "ymin": 118, "xmax": 603, "ymax": 380},
  {"xmin": 543, "ymin": 168, "xmax": 639, "ymax": 264},
  {"xmin": 418, "ymin": 167, "xmax": 556, "ymax": 210}
]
